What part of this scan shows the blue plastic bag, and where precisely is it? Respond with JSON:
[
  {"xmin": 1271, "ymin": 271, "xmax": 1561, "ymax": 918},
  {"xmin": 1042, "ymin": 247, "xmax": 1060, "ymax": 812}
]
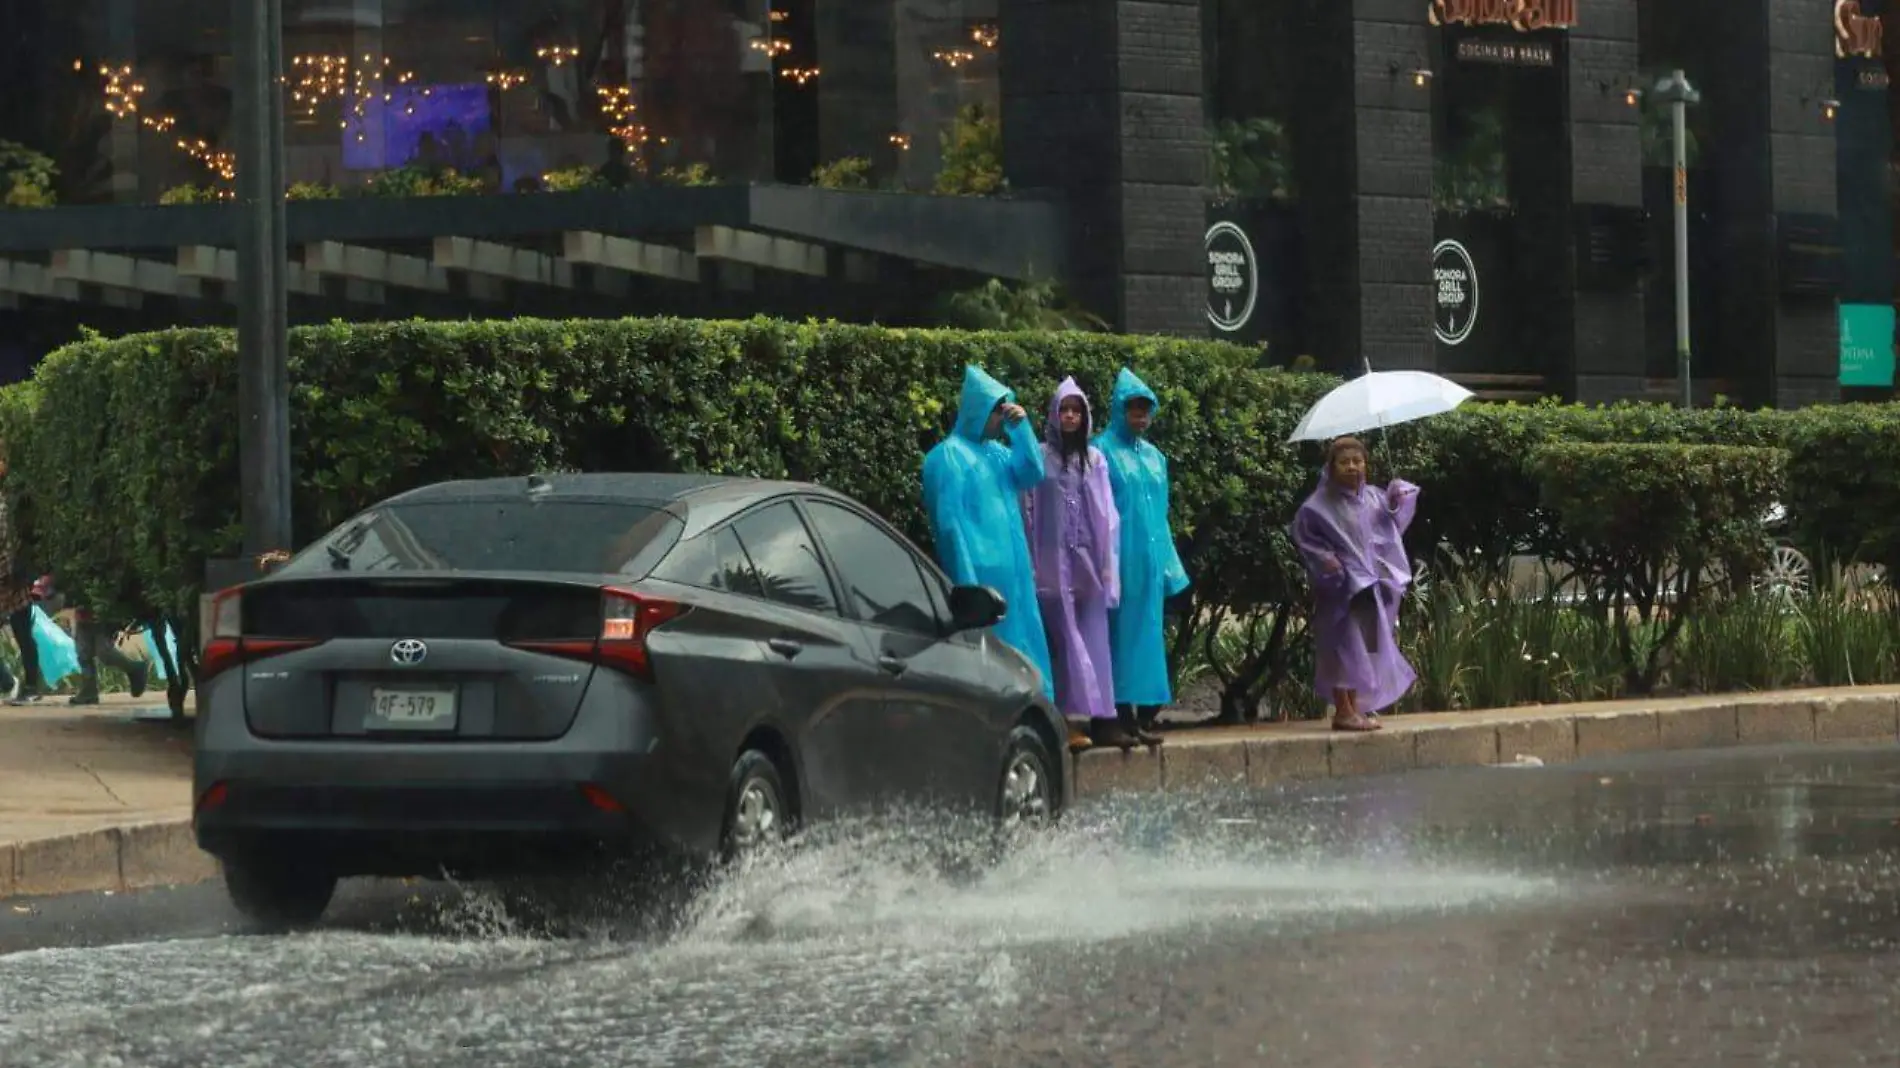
[
  {"xmin": 141, "ymin": 624, "xmax": 180, "ymax": 682},
  {"xmin": 31, "ymin": 605, "xmax": 80, "ymax": 685}
]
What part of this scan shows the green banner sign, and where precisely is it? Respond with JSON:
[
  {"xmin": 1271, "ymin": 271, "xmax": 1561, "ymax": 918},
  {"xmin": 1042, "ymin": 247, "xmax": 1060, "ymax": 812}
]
[{"xmin": 1839, "ymin": 303, "xmax": 1895, "ymax": 387}]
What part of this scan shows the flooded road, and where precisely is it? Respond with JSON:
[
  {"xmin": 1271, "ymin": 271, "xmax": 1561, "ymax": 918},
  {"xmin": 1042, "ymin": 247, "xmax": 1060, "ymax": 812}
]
[{"xmin": 3, "ymin": 742, "xmax": 1899, "ymax": 1067}]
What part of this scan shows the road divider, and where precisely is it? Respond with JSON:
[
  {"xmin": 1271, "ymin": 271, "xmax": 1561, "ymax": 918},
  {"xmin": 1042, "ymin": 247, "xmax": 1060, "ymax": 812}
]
[{"xmin": 1073, "ymin": 688, "xmax": 1900, "ymax": 797}]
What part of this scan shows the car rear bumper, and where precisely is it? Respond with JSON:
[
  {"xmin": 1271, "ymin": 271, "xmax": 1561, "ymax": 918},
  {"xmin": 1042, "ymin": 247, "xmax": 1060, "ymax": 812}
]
[
  {"xmin": 194, "ymin": 696, "xmax": 728, "ymax": 878},
  {"xmin": 195, "ymin": 774, "xmax": 668, "ymax": 878}
]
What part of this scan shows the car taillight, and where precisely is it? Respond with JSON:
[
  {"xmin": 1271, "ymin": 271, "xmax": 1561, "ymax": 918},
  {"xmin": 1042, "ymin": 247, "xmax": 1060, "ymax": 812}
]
[
  {"xmin": 508, "ymin": 586, "xmax": 684, "ymax": 682},
  {"xmin": 597, "ymin": 586, "xmax": 686, "ymax": 680},
  {"xmin": 197, "ymin": 585, "xmax": 321, "ymax": 682}
]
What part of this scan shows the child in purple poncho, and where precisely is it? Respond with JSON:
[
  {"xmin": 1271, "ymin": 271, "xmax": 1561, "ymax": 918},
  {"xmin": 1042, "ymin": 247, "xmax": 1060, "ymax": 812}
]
[
  {"xmin": 1291, "ymin": 436, "xmax": 1420, "ymax": 732},
  {"xmin": 1022, "ymin": 377, "xmax": 1130, "ymax": 753}
]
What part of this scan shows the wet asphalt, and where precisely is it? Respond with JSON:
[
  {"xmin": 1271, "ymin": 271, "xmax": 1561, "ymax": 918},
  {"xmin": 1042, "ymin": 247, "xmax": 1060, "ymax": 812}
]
[{"xmin": 3, "ymin": 742, "xmax": 1898, "ymax": 1067}]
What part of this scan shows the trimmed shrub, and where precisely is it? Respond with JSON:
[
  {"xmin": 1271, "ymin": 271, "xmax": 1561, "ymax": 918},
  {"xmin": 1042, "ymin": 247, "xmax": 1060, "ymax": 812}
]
[
  {"xmin": 8, "ymin": 315, "xmax": 1900, "ymax": 720},
  {"xmin": 0, "ymin": 320, "xmax": 1336, "ymax": 719},
  {"xmin": 1529, "ymin": 442, "xmax": 1787, "ymax": 692}
]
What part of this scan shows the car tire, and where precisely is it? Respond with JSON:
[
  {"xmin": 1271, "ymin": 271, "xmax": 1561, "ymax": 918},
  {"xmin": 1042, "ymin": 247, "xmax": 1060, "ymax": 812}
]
[
  {"xmin": 995, "ymin": 726, "xmax": 1056, "ymax": 835},
  {"xmin": 222, "ymin": 854, "xmax": 338, "ymax": 931},
  {"xmin": 720, "ymin": 750, "xmax": 789, "ymax": 862}
]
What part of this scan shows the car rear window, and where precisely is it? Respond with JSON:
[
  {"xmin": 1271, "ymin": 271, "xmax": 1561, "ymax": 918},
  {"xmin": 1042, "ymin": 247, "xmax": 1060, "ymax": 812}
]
[{"xmin": 276, "ymin": 500, "xmax": 684, "ymax": 577}]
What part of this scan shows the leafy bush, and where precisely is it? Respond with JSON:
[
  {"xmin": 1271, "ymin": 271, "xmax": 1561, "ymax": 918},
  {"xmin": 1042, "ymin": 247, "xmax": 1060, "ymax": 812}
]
[
  {"xmin": 810, "ymin": 157, "xmax": 874, "ymax": 191},
  {"xmin": 364, "ymin": 164, "xmax": 486, "ymax": 197},
  {"xmin": 656, "ymin": 162, "xmax": 717, "ymax": 187},
  {"xmin": 159, "ymin": 184, "xmax": 221, "ymax": 205},
  {"xmin": 1781, "ymin": 404, "xmax": 1900, "ymax": 576},
  {"xmin": 931, "ymin": 279, "xmax": 1107, "ymax": 333},
  {"xmin": 1530, "ymin": 443, "xmax": 1786, "ymax": 692},
  {"xmin": 1798, "ymin": 584, "xmax": 1898, "ymax": 687},
  {"xmin": 1401, "ymin": 564, "xmax": 1623, "ymax": 711},
  {"xmin": 542, "ymin": 166, "xmax": 605, "ymax": 192},
  {"xmin": 0, "ymin": 321, "xmax": 1324, "ymax": 714},
  {"xmin": 286, "ymin": 181, "xmax": 341, "ymax": 200},
  {"xmin": 935, "ymin": 104, "xmax": 1003, "ymax": 196},
  {"xmin": 0, "ymin": 140, "xmax": 57, "ymax": 208},
  {"xmin": 1209, "ymin": 118, "xmax": 1295, "ymax": 203},
  {"xmin": 13, "ymin": 316, "xmax": 1900, "ymax": 717},
  {"xmin": 1679, "ymin": 591, "xmax": 1805, "ymax": 693}
]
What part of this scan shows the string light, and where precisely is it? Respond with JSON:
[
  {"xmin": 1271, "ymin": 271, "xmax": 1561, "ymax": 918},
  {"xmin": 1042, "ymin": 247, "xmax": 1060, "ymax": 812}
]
[
  {"xmin": 100, "ymin": 64, "xmax": 144, "ymax": 119},
  {"xmin": 536, "ymin": 45, "xmax": 580, "ymax": 66},
  {"xmin": 749, "ymin": 37, "xmax": 792, "ymax": 58},
  {"xmin": 177, "ymin": 138, "xmax": 237, "ymax": 181},
  {"xmin": 289, "ymin": 53, "xmax": 350, "ymax": 117},
  {"xmin": 932, "ymin": 49, "xmax": 976, "ymax": 69},
  {"xmin": 970, "ymin": 22, "xmax": 999, "ymax": 49},
  {"xmin": 486, "ymin": 69, "xmax": 528, "ymax": 90},
  {"xmin": 596, "ymin": 85, "xmax": 636, "ymax": 123},
  {"xmin": 769, "ymin": 9, "xmax": 788, "ymax": 21},
  {"xmin": 781, "ymin": 66, "xmax": 820, "ymax": 86},
  {"xmin": 889, "ymin": 133, "xmax": 911, "ymax": 151}
]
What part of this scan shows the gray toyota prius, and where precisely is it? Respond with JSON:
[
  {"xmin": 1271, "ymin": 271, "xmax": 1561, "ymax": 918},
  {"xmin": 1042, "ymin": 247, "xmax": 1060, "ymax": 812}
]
[{"xmin": 193, "ymin": 473, "xmax": 1068, "ymax": 927}]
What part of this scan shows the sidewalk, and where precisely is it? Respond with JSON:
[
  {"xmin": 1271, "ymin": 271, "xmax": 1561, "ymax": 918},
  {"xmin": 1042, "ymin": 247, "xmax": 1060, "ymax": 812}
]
[
  {"xmin": 0, "ymin": 695, "xmax": 203, "ymax": 900},
  {"xmin": 3, "ymin": 685, "xmax": 1899, "ymax": 901}
]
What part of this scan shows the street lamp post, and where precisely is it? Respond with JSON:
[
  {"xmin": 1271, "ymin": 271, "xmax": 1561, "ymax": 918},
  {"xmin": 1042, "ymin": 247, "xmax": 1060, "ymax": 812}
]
[
  {"xmin": 232, "ymin": 0, "xmax": 291, "ymax": 556},
  {"xmin": 1652, "ymin": 69, "xmax": 1701, "ymax": 410}
]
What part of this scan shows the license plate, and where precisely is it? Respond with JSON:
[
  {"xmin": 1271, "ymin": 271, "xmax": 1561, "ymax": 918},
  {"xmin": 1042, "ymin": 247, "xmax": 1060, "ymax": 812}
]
[{"xmin": 366, "ymin": 687, "xmax": 457, "ymax": 731}]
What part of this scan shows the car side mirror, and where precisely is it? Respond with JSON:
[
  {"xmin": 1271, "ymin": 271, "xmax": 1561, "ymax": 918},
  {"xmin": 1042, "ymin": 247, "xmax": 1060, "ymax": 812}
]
[{"xmin": 946, "ymin": 585, "xmax": 1007, "ymax": 633}]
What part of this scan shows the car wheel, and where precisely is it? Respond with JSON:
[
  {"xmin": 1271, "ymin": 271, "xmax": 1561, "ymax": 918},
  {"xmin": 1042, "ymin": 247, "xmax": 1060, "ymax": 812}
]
[
  {"xmin": 222, "ymin": 854, "xmax": 338, "ymax": 931},
  {"xmin": 996, "ymin": 726, "xmax": 1055, "ymax": 834},
  {"xmin": 721, "ymin": 750, "xmax": 789, "ymax": 862}
]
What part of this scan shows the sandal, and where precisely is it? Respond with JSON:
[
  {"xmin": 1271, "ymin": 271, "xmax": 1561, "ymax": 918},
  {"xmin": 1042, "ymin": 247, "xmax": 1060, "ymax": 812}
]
[{"xmin": 1332, "ymin": 714, "xmax": 1380, "ymax": 733}]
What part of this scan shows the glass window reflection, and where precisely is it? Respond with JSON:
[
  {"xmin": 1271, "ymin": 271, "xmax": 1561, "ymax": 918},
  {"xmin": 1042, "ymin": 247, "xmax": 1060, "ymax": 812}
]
[{"xmin": 0, "ymin": 0, "xmax": 1004, "ymax": 203}]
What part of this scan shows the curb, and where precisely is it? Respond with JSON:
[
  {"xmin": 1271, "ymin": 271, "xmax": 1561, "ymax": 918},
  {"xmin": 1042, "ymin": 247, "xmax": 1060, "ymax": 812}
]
[
  {"xmin": 1, "ymin": 820, "xmax": 214, "ymax": 902},
  {"xmin": 1071, "ymin": 688, "xmax": 1900, "ymax": 797}
]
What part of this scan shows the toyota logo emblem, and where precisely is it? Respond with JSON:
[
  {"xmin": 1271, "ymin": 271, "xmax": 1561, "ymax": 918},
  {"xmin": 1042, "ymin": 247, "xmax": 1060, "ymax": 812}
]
[{"xmin": 390, "ymin": 639, "xmax": 428, "ymax": 665}]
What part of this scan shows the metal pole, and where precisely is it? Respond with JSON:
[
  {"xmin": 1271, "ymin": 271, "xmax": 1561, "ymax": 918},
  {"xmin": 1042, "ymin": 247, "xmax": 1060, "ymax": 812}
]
[
  {"xmin": 1671, "ymin": 69, "xmax": 1692, "ymax": 410},
  {"xmin": 233, "ymin": 0, "xmax": 292, "ymax": 556}
]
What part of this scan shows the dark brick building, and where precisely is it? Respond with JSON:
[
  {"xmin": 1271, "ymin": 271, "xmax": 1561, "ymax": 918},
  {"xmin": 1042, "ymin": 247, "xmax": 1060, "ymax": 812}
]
[
  {"xmin": 1185, "ymin": 0, "xmax": 1892, "ymax": 406},
  {"xmin": 0, "ymin": 0, "xmax": 1892, "ymax": 405}
]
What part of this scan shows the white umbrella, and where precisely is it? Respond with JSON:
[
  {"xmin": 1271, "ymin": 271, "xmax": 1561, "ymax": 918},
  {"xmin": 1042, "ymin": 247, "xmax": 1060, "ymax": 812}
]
[{"xmin": 1286, "ymin": 369, "xmax": 1474, "ymax": 443}]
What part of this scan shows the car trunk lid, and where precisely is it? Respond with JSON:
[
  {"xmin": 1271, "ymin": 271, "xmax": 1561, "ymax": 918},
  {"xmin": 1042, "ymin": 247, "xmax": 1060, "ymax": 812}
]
[{"xmin": 235, "ymin": 574, "xmax": 620, "ymax": 741}]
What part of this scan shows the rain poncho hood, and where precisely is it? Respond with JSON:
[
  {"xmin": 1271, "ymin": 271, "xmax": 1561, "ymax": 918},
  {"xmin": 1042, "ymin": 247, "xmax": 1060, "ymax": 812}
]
[
  {"xmin": 1023, "ymin": 377, "xmax": 1120, "ymax": 720},
  {"xmin": 953, "ymin": 364, "xmax": 1013, "ymax": 441},
  {"xmin": 1095, "ymin": 367, "xmax": 1190, "ymax": 707},
  {"xmin": 1104, "ymin": 366, "xmax": 1159, "ymax": 443},
  {"xmin": 922, "ymin": 365, "xmax": 1054, "ymax": 698},
  {"xmin": 1291, "ymin": 461, "xmax": 1420, "ymax": 714}
]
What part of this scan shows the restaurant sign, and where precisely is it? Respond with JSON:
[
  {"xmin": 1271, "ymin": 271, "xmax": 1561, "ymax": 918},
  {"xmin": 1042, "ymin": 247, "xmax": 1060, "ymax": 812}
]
[{"xmin": 1428, "ymin": 0, "xmax": 1577, "ymax": 32}]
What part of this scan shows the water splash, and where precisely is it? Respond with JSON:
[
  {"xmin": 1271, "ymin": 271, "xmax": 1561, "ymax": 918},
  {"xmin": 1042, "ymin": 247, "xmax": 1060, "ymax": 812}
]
[
  {"xmin": 672, "ymin": 795, "xmax": 1559, "ymax": 952},
  {"xmin": 0, "ymin": 795, "xmax": 1566, "ymax": 1068}
]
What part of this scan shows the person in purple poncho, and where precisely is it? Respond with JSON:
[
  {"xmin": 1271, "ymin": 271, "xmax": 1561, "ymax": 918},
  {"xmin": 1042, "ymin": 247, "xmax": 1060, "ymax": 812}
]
[
  {"xmin": 1291, "ymin": 436, "xmax": 1420, "ymax": 732},
  {"xmin": 1022, "ymin": 377, "xmax": 1132, "ymax": 753}
]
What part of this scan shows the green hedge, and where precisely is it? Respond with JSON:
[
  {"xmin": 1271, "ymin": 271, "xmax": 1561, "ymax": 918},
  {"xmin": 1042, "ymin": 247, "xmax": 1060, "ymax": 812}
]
[
  {"xmin": 0, "ymin": 320, "xmax": 1331, "ymax": 670},
  {"xmin": 0, "ymin": 317, "xmax": 1890, "ymax": 717},
  {"xmin": 1530, "ymin": 443, "xmax": 1788, "ymax": 691}
]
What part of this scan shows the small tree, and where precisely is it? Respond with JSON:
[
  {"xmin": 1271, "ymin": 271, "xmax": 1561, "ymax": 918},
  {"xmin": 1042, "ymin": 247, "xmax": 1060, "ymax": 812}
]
[
  {"xmin": 1531, "ymin": 443, "xmax": 1785, "ymax": 693},
  {"xmin": 934, "ymin": 104, "xmax": 1003, "ymax": 196}
]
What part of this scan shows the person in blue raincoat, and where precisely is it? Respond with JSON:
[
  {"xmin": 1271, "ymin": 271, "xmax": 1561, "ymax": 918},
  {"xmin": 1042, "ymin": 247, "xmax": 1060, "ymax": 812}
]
[
  {"xmin": 1096, "ymin": 367, "xmax": 1190, "ymax": 743},
  {"xmin": 922, "ymin": 365, "xmax": 1054, "ymax": 699}
]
